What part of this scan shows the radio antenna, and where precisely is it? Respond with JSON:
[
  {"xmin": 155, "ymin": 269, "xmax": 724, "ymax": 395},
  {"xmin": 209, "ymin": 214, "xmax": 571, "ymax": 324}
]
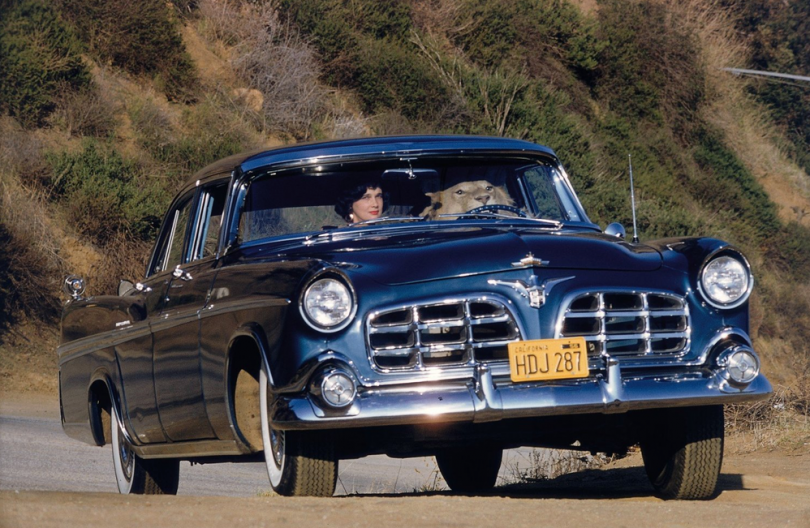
[{"xmin": 628, "ymin": 154, "xmax": 639, "ymax": 243}]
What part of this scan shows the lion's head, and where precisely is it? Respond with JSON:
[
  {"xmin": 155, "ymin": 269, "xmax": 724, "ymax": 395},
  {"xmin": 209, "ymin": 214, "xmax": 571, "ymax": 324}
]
[{"xmin": 420, "ymin": 180, "xmax": 514, "ymax": 219}]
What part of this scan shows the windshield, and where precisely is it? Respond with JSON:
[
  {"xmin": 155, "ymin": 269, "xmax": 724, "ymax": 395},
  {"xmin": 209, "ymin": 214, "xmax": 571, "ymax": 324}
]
[{"xmin": 237, "ymin": 157, "xmax": 585, "ymax": 243}]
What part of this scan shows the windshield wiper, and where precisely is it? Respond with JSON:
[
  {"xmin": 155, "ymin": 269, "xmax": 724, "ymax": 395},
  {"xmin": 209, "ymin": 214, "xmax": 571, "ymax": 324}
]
[
  {"xmin": 436, "ymin": 213, "xmax": 563, "ymax": 229},
  {"xmin": 351, "ymin": 216, "xmax": 428, "ymax": 226}
]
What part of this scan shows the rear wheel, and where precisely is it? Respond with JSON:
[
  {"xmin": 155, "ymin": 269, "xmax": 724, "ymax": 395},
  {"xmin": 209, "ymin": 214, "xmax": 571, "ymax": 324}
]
[
  {"xmin": 639, "ymin": 405, "xmax": 724, "ymax": 500},
  {"xmin": 110, "ymin": 409, "xmax": 179, "ymax": 494},
  {"xmin": 436, "ymin": 446, "xmax": 502, "ymax": 493},
  {"xmin": 260, "ymin": 367, "xmax": 337, "ymax": 496}
]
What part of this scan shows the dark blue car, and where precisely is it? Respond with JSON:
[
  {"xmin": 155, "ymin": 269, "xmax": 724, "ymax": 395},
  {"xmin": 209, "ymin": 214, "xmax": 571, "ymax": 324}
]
[{"xmin": 58, "ymin": 136, "xmax": 771, "ymax": 499}]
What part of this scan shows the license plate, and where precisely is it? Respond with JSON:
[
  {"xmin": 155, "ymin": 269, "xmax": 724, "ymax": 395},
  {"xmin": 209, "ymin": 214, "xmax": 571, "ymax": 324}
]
[{"xmin": 508, "ymin": 337, "xmax": 588, "ymax": 382}]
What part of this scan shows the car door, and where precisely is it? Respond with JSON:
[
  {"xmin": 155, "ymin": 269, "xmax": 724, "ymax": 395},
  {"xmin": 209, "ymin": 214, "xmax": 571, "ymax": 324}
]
[
  {"xmin": 115, "ymin": 194, "xmax": 194, "ymax": 445},
  {"xmin": 152, "ymin": 181, "xmax": 228, "ymax": 442}
]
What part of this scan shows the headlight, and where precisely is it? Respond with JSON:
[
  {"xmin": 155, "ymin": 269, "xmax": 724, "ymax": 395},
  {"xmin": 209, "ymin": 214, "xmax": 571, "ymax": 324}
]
[
  {"xmin": 699, "ymin": 254, "xmax": 753, "ymax": 309},
  {"xmin": 301, "ymin": 277, "xmax": 355, "ymax": 331}
]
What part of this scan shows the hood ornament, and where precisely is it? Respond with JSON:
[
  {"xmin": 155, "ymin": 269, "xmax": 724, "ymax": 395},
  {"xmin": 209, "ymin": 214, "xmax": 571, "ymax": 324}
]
[
  {"xmin": 488, "ymin": 276, "xmax": 574, "ymax": 308},
  {"xmin": 512, "ymin": 253, "xmax": 549, "ymax": 268}
]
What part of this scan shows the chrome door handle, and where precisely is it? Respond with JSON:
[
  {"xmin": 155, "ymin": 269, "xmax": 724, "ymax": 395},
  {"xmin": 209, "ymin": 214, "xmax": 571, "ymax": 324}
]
[{"xmin": 172, "ymin": 267, "xmax": 193, "ymax": 281}]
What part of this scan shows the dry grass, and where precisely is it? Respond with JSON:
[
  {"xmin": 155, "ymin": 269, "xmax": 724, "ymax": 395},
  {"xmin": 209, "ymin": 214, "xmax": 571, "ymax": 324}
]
[
  {"xmin": 195, "ymin": 0, "xmax": 367, "ymax": 140},
  {"xmin": 49, "ymin": 84, "xmax": 119, "ymax": 138},
  {"xmin": 0, "ymin": 319, "xmax": 59, "ymax": 396},
  {"xmin": 505, "ymin": 449, "xmax": 614, "ymax": 484},
  {"xmin": 726, "ymin": 384, "xmax": 810, "ymax": 454},
  {"xmin": 0, "ymin": 118, "xmax": 66, "ymax": 324},
  {"xmin": 665, "ymin": 0, "xmax": 810, "ymax": 225}
]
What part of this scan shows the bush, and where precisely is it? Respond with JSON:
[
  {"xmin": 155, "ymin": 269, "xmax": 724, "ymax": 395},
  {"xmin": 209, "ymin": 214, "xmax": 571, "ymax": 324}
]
[
  {"xmin": 0, "ymin": 0, "xmax": 90, "ymax": 127},
  {"xmin": 205, "ymin": 0, "xmax": 328, "ymax": 138},
  {"xmin": 0, "ymin": 178, "xmax": 63, "ymax": 328},
  {"xmin": 595, "ymin": 0, "xmax": 704, "ymax": 130},
  {"xmin": 127, "ymin": 93, "xmax": 258, "ymax": 180},
  {"xmin": 280, "ymin": 0, "xmax": 452, "ymax": 124},
  {"xmin": 58, "ymin": 0, "xmax": 198, "ymax": 101},
  {"xmin": 452, "ymin": 0, "xmax": 601, "ymax": 78},
  {"xmin": 692, "ymin": 127, "xmax": 781, "ymax": 241},
  {"xmin": 49, "ymin": 85, "xmax": 118, "ymax": 137},
  {"xmin": 353, "ymin": 37, "xmax": 449, "ymax": 121},
  {"xmin": 47, "ymin": 141, "xmax": 168, "ymax": 244},
  {"xmin": 733, "ymin": 0, "xmax": 810, "ymax": 173}
]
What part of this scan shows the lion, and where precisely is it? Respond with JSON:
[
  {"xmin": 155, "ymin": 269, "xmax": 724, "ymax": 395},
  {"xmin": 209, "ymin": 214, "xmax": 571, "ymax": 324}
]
[{"xmin": 419, "ymin": 180, "xmax": 515, "ymax": 219}]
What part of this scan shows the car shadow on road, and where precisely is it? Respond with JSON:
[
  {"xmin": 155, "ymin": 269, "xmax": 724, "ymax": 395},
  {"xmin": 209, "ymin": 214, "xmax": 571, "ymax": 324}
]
[{"xmin": 344, "ymin": 467, "xmax": 746, "ymax": 500}]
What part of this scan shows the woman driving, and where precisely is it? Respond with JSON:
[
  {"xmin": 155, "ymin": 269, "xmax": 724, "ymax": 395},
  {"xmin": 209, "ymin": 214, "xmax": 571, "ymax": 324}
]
[{"xmin": 335, "ymin": 179, "xmax": 387, "ymax": 224}]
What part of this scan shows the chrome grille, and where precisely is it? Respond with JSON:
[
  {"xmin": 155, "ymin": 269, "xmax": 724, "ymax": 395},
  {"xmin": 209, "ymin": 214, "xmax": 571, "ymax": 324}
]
[
  {"xmin": 367, "ymin": 299, "xmax": 520, "ymax": 370},
  {"xmin": 559, "ymin": 292, "xmax": 690, "ymax": 358}
]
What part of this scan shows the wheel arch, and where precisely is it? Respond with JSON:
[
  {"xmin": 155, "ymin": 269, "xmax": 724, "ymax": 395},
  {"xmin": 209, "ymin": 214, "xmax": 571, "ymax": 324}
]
[
  {"xmin": 87, "ymin": 371, "xmax": 121, "ymax": 447},
  {"xmin": 225, "ymin": 324, "xmax": 274, "ymax": 452}
]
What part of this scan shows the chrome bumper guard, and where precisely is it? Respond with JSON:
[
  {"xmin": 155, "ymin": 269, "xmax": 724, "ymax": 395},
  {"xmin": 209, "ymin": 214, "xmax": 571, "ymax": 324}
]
[{"xmin": 270, "ymin": 362, "xmax": 773, "ymax": 430}]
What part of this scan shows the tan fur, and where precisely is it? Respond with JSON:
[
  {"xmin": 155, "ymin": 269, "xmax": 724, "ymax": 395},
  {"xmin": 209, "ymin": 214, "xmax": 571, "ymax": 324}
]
[{"xmin": 420, "ymin": 180, "xmax": 514, "ymax": 219}]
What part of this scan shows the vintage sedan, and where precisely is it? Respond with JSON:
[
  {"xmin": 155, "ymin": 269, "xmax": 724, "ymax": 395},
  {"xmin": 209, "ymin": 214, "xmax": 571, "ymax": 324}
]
[{"xmin": 58, "ymin": 135, "xmax": 771, "ymax": 499}]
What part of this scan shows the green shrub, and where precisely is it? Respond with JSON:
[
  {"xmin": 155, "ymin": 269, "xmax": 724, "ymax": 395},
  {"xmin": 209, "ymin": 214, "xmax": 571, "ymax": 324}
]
[
  {"xmin": 280, "ymin": 0, "xmax": 449, "ymax": 123},
  {"xmin": 0, "ymin": 0, "xmax": 90, "ymax": 127},
  {"xmin": 773, "ymin": 222, "xmax": 810, "ymax": 282},
  {"xmin": 451, "ymin": 0, "xmax": 602, "ymax": 78},
  {"xmin": 733, "ymin": 0, "xmax": 810, "ymax": 173},
  {"xmin": 133, "ymin": 96, "xmax": 257, "ymax": 179},
  {"xmin": 58, "ymin": 0, "xmax": 197, "ymax": 101},
  {"xmin": 692, "ymin": 128, "xmax": 781, "ymax": 241},
  {"xmin": 47, "ymin": 141, "xmax": 168, "ymax": 244},
  {"xmin": 353, "ymin": 37, "xmax": 449, "ymax": 121},
  {"xmin": 453, "ymin": 0, "xmax": 518, "ymax": 70},
  {"xmin": 595, "ymin": 0, "xmax": 704, "ymax": 131}
]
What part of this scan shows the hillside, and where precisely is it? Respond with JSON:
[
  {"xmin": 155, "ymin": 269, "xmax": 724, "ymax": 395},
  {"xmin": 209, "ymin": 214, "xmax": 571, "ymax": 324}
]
[{"xmin": 0, "ymin": 0, "xmax": 808, "ymax": 427}]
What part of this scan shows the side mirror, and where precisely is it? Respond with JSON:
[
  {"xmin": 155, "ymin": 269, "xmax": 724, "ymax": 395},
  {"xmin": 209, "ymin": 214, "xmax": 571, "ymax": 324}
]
[
  {"xmin": 63, "ymin": 275, "xmax": 86, "ymax": 300},
  {"xmin": 604, "ymin": 223, "xmax": 626, "ymax": 239}
]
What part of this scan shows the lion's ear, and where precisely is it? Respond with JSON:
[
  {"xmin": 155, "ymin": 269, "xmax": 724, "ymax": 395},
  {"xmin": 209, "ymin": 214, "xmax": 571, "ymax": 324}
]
[{"xmin": 425, "ymin": 191, "xmax": 436, "ymax": 200}]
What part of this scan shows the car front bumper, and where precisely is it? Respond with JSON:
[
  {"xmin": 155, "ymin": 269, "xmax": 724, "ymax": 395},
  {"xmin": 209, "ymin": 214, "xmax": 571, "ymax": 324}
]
[{"xmin": 270, "ymin": 362, "xmax": 773, "ymax": 430}]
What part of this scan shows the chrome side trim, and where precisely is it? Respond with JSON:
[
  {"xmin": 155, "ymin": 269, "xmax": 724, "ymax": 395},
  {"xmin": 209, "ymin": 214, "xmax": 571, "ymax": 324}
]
[
  {"xmin": 134, "ymin": 439, "xmax": 248, "ymax": 459},
  {"xmin": 58, "ymin": 323, "xmax": 151, "ymax": 366},
  {"xmin": 201, "ymin": 296, "xmax": 290, "ymax": 319}
]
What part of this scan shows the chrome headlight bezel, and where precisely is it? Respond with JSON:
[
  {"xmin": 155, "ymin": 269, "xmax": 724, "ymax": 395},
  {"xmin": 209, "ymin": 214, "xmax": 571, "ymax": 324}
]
[
  {"xmin": 697, "ymin": 249, "xmax": 754, "ymax": 310},
  {"xmin": 299, "ymin": 272, "xmax": 357, "ymax": 333}
]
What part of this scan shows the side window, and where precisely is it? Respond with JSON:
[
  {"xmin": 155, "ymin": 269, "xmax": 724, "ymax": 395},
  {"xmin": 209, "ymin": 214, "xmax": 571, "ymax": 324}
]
[
  {"xmin": 154, "ymin": 196, "xmax": 193, "ymax": 273},
  {"xmin": 192, "ymin": 183, "xmax": 228, "ymax": 261},
  {"xmin": 524, "ymin": 166, "xmax": 564, "ymax": 221}
]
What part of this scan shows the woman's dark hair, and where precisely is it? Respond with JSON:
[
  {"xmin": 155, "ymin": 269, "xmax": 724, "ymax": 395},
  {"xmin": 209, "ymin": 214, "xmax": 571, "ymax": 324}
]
[{"xmin": 335, "ymin": 179, "xmax": 387, "ymax": 222}]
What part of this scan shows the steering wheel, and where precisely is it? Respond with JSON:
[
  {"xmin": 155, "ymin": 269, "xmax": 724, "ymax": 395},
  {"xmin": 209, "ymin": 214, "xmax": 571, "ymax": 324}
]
[{"xmin": 465, "ymin": 204, "xmax": 528, "ymax": 218}]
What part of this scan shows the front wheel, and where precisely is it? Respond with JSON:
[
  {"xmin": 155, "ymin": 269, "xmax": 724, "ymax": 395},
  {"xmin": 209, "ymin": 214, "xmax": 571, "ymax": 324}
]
[
  {"xmin": 436, "ymin": 446, "xmax": 502, "ymax": 493},
  {"xmin": 639, "ymin": 405, "xmax": 724, "ymax": 500},
  {"xmin": 259, "ymin": 367, "xmax": 337, "ymax": 496},
  {"xmin": 110, "ymin": 408, "xmax": 179, "ymax": 494}
]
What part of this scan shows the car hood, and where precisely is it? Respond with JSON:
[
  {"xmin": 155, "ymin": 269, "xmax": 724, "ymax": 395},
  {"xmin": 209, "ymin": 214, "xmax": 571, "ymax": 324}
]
[{"xmin": 241, "ymin": 226, "xmax": 663, "ymax": 285}]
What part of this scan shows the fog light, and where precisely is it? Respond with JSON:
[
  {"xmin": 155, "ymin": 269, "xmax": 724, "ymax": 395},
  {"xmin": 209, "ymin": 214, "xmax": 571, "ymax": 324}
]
[
  {"xmin": 717, "ymin": 346, "xmax": 760, "ymax": 386},
  {"xmin": 320, "ymin": 370, "xmax": 356, "ymax": 408}
]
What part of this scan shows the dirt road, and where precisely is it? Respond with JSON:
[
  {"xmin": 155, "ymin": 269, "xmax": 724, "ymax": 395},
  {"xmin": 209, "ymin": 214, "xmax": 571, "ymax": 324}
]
[{"xmin": 1, "ymin": 392, "xmax": 809, "ymax": 528}]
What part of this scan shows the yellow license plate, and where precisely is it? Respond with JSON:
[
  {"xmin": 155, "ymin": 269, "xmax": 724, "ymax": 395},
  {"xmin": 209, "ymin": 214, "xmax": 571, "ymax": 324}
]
[{"xmin": 508, "ymin": 337, "xmax": 588, "ymax": 382}]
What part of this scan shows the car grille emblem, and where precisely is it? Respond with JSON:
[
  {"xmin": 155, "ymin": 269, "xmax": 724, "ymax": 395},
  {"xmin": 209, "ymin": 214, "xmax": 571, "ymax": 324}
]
[
  {"xmin": 511, "ymin": 253, "xmax": 549, "ymax": 268},
  {"xmin": 488, "ymin": 276, "xmax": 574, "ymax": 308}
]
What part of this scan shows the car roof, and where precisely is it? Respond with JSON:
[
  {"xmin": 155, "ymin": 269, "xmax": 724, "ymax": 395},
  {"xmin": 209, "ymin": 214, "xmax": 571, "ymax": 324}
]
[{"xmin": 185, "ymin": 135, "xmax": 558, "ymax": 186}]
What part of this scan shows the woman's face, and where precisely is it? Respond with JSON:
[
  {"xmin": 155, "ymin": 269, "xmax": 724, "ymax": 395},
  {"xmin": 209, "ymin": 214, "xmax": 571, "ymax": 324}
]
[{"xmin": 351, "ymin": 187, "xmax": 383, "ymax": 222}]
